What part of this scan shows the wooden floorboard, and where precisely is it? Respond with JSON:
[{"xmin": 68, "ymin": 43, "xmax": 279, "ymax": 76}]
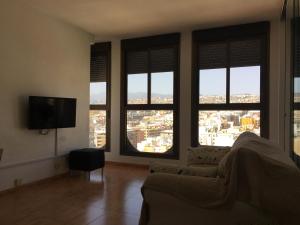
[{"xmin": 0, "ymin": 164, "xmax": 149, "ymax": 225}]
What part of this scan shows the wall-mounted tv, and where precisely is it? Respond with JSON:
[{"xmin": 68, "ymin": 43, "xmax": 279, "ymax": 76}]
[{"xmin": 28, "ymin": 96, "xmax": 77, "ymax": 129}]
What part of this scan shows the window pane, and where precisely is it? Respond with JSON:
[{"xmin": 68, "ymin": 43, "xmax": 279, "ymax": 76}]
[
  {"xmin": 230, "ymin": 66, "xmax": 260, "ymax": 103},
  {"xmin": 89, "ymin": 110, "xmax": 106, "ymax": 148},
  {"xmin": 128, "ymin": 73, "xmax": 147, "ymax": 104},
  {"xmin": 127, "ymin": 110, "xmax": 173, "ymax": 153},
  {"xmin": 151, "ymin": 72, "xmax": 173, "ymax": 104},
  {"xmin": 90, "ymin": 82, "xmax": 106, "ymax": 105},
  {"xmin": 294, "ymin": 110, "xmax": 300, "ymax": 156},
  {"xmin": 199, "ymin": 68, "xmax": 226, "ymax": 104},
  {"xmin": 294, "ymin": 78, "xmax": 300, "ymax": 103},
  {"xmin": 199, "ymin": 110, "xmax": 260, "ymax": 146}
]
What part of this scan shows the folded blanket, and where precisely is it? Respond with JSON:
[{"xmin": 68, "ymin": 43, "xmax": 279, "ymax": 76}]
[{"xmin": 224, "ymin": 132, "xmax": 300, "ymax": 224}]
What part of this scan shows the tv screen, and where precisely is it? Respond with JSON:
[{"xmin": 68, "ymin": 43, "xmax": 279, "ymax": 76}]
[{"xmin": 28, "ymin": 96, "xmax": 77, "ymax": 129}]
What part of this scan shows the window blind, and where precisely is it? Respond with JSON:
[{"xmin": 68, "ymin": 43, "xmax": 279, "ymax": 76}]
[
  {"xmin": 126, "ymin": 48, "xmax": 177, "ymax": 74},
  {"xmin": 294, "ymin": 18, "xmax": 300, "ymax": 77},
  {"xmin": 150, "ymin": 48, "xmax": 176, "ymax": 73},
  {"xmin": 90, "ymin": 42, "xmax": 110, "ymax": 82},
  {"xmin": 198, "ymin": 39, "xmax": 261, "ymax": 69},
  {"xmin": 126, "ymin": 51, "xmax": 148, "ymax": 74},
  {"xmin": 122, "ymin": 33, "xmax": 180, "ymax": 74},
  {"xmin": 230, "ymin": 39, "xmax": 261, "ymax": 67},
  {"xmin": 198, "ymin": 42, "xmax": 227, "ymax": 69}
]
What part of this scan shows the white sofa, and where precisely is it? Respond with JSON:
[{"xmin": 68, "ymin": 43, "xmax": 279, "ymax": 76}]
[{"xmin": 140, "ymin": 133, "xmax": 300, "ymax": 225}]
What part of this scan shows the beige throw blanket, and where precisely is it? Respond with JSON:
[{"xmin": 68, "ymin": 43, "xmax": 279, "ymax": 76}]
[{"xmin": 140, "ymin": 133, "xmax": 300, "ymax": 224}]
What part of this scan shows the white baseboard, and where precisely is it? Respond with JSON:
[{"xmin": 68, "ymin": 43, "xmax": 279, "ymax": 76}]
[{"xmin": 0, "ymin": 156, "xmax": 68, "ymax": 192}]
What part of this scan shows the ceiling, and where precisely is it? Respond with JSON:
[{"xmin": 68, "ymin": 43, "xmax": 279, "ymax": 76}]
[{"xmin": 24, "ymin": 0, "xmax": 283, "ymax": 39}]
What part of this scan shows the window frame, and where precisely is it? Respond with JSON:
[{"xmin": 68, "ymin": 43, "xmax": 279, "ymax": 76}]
[
  {"xmin": 191, "ymin": 22, "xmax": 270, "ymax": 147},
  {"xmin": 89, "ymin": 42, "xmax": 111, "ymax": 151},
  {"xmin": 120, "ymin": 33, "xmax": 180, "ymax": 159}
]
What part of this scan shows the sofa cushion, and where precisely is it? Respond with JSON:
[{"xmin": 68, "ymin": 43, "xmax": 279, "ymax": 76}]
[
  {"xmin": 150, "ymin": 162, "xmax": 182, "ymax": 174},
  {"xmin": 181, "ymin": 166, "xmax": 218, "ymax": 177},
  {"xmin": 187, "ymin": 146, "xmax": 231, "ymax": 166}
]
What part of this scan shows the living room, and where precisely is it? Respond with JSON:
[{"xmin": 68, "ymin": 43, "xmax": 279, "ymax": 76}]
[{"xmin": 0, "ymin": 0, "xmax": 299, "ymax": 225}]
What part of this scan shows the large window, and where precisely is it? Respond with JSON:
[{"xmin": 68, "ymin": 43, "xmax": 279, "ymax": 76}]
[
  {"xmin": 89, "ymin": 42, "xmax": 111, "ymax": 150},
  {"xmin": 120, "ymin": 34, "xmax": 180, "ymax": 158},
  {"xmin": 288, "ymin": 0, "xmax": 300, "ymax": 166},
  {"xmin": 191, "ymin": 22, "xmax": 269, "ymax": 147}
]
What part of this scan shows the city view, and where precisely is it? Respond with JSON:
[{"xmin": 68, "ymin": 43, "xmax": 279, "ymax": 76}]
[
  {"xmin": 127, "ymin": 110, "xmax": 173, "ymax": 153},
  {"xmin": 199, "ymin": 66, "xmax": 260, "ymax": 104},
  {"xmin": 89, "ymin": 110, "xmax": 106, "ymax": 148},
  {"xmin": 198, "ymin": 109, "xmax": 260, "ymax": 146},
  {"xmin": 294, "ymin": 78, "xmax": 300, "ymax": 156},
  {"xmin": 89, "ymin": 95, "xmax": 261, "ymax": 151},
  {"xmin": 89, "ymin": 82, "xmax": 106, "ymax": 148}
]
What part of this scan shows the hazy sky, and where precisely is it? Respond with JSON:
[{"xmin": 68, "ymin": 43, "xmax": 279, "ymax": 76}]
[
  {"xmin": 295, "ymin": 78, "xmax": 300, "ymax": 94},
  {"xmin": 90, "ymin": 66, "xmax": 261, "ymax": 98},
  {"xmin": 128, "ymin": 73, "xmax": 147, "ymax": 94},
  {"xmin": 200, "ymin": 66, "xmax": 260, "ymax": 96},
  {"xmin": 127, "ymin": 72, "xmax": 173, "ymax": 96},
  {"xmin": 90, "ymin": 82, "xmax": 106, "ymax": 93}
]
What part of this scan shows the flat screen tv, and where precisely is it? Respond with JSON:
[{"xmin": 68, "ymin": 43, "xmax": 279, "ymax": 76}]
[{"xmin": 28, "ymin": 96, "xmax": 77, "ymax": 129}]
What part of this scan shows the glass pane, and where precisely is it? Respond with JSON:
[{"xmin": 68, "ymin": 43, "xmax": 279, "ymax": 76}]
[
  {"xmin": 89, "ymin": 110, "xmax": 106, "ymax": 148},
  {"xmin": 199, "ymin": 68, "xmax": 226, "ymax": 104},
  {"xmin": 90, "ymin": 82, "xmax": 106, "ymax": 105},
  {"xmin": 151, "ymin": 72, "xmax": 173, "ymax": 104},
  {"xmin": 230, "ymin": 66, "xmax": 260, "ymax": 103},
  {"xmin": 128, "ymin": 73, "xmax": 147, "ymax": 104},
  {"xmin": 127, "ymin": 110, "xmax": 173, "ymax": 153},
  {"xmin": 198, "ymin": 110, "xmax": 260, "ymax": 146},
  {"xmin": 294, "ymin": 110, "xmax": 300, "ymax": 156},
  {"xmin": 294, "ymin": 78, "xmax": 300, "ymax": 103}
]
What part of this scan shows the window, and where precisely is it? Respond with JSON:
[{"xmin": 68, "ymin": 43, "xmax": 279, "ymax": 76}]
[
  {"xmin": 89, "ymin": 42, "xmax": 111, "ymax": 150},
  {"xmin": 191, "ymin": 22, "xmax": 269, "ymax": 147},
  {"xmin": 120, "ymin": 33, "xmax": 180, "ymax": 158},
  {"xmin": 290, "ymin": 2, "xmax": 300, "ymax": 165}
]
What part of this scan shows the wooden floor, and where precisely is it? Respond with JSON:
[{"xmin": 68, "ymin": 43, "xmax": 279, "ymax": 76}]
[{"xmin": 0, "ymin": 164, "xmax": 149, "ymax": 225}]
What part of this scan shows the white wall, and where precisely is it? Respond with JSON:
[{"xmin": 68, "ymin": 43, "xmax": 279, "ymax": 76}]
[
  {"xmin": 97, "ymin": 19, "xmax": 285, "ymax": 165},
  {"xmin": 0, "ymin": 1, "xmax": 92, "ymax": 191}
]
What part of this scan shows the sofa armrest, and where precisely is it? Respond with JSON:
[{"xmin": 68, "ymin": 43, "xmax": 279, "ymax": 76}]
[{"xmin": 142, "ymin": 173, "xmax": 226, "ymax": 207}]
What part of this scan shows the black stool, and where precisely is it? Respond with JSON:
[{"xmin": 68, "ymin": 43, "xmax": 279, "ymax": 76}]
[{"xmin": 69, "ymin": 148, "xmax": 105, "ymax": 180}]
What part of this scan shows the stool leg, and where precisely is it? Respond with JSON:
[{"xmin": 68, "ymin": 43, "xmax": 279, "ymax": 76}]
[
  {"xmin": 85, "ymin": 171, "xmax": 90, "ymax": 181},
  {"xmin": 101, "ymin": 168, "xmax": 104, "ymax": 181}
]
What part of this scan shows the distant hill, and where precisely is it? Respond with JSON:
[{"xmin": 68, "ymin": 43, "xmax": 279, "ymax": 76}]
[
  {"xmin": 128, "ymin": 92, "xmax": 172, "ymax": 99},
  {"xmin": 91, "ymin": 92, "xmax": 172, "ymax": 103}
]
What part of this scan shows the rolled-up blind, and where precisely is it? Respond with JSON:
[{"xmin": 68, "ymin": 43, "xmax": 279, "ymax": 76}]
[
  {"xmin": 150, "ymin": 48, "xmax": 176, "ymax": 73},
  {"xmin": 126, "ymin": 48, "xmax": 177, "ymax": 74},
  {"xmin": 126, "ymin": 51, "xmax": 148, "ymax": 74},
  {"xmin": 90, "ymin": 43, "xmax": 110, "ymax": 82},
  {"xmin": 198, "ymin": 42, "xmax": 227, "ymax": 69},
  {"xmin": 198, "ymin": 39, "xmax": 261, "ymax": 69},
  {"xmin": 230, "ymin": 39, "xmax": 261, "ymax": 67},
  {"xmin": 294, "ymin": 18, "xmax": 300, "ymax": 77},
  {"xmin": 123, "ymin": 33, "xmax": 179, "ymax": 74}
]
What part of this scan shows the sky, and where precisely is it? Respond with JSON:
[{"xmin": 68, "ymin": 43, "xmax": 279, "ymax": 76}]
[
  {"xmin": 90, "ymin": 66, "xmax": 261, "ymax": 100},
  {"xmin": 90, "ymin": 82, "xmax": 106, "ymax": 94},
  {"xmin": 200, "ymin": 66, "xmax": 260, "ymax": 96},
  {"xmin": 295, "ymin": 78, "xmax": 300, "ymax": 94},
  {"xmin": 90, "ymin": 82, "xmax": 106, "ymax": 103},
  {"xmin": 127, "ymin": 72, "xmax": 173, "ymax": 96}
]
